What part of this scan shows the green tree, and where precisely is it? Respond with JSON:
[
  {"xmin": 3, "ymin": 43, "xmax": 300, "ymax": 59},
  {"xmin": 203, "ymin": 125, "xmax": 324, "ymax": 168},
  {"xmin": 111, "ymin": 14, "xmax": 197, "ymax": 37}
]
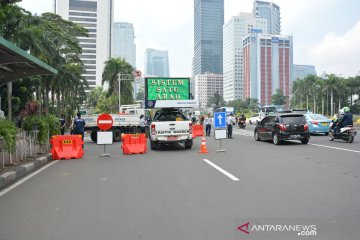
[
  {"xmin": 271, "ymin": 89, "xmax": 287, "ymax": 106},
  {"xmin": 102, "ymin": 58, "xmax": 134, "ymax": 107}
]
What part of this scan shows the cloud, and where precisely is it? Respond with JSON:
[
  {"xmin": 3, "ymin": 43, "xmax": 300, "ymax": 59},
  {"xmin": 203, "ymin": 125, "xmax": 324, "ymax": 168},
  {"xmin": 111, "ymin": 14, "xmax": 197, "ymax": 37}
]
[{"xmin": 308, "ymin": 20, "xmax": 360, "ymax": 77}]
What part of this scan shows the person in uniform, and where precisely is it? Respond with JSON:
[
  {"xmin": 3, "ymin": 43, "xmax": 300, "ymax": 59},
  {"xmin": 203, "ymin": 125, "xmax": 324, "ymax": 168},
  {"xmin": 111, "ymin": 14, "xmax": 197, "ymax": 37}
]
[
  {"xmin": 72, "ymin": 112, "xmax": 86, "ymax": 142},
  {"xmin": 204, "ymin": 114, "xmax": 212, "ymax": 136},
  {"xmin": 226, "ymin": 113, "xmax": 235, "ymax": 138},
  {"xmin": 139, "ymin": 114, "xmax": 146, "ymax": 133}
]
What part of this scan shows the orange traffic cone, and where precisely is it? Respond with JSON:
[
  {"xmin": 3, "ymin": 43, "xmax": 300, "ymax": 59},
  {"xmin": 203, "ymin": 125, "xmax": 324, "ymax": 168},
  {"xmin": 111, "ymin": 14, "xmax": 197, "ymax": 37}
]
[{"xmin": 199, "ymin": 136, "xmax": 209, "ymax": 154}]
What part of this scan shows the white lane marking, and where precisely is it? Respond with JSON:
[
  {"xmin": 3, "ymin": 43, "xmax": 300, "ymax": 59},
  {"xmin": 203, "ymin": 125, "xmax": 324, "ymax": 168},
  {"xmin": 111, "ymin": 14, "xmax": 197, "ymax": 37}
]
[
  {"xmin": 309, "ymin": 143, "xmax": 360, "ymax": 154},
  {"xmin": 0, "ymin": 161, "xmax": 59, "ymax": 197},
  {"xmin": 203, "ymin": 159, "xmax": 239, "ymax": 181}
]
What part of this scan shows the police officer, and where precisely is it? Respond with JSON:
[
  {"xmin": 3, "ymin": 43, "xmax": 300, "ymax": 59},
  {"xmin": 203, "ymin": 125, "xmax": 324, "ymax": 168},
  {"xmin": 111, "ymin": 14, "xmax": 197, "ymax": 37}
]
[
  {"xmin": 72, "ymin": 112, "xmax": 86, "ymax": 142},
  {"xmin": 226, "ymin": 113, "xmax": 235, "ymax": 138}
]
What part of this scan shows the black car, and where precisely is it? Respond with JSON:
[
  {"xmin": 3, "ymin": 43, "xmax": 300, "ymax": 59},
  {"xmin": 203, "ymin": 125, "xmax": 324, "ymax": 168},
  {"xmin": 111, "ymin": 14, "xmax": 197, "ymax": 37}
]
[{"xmin": 254, "ymin": 114, "xmax": 310, "ymax": 145}]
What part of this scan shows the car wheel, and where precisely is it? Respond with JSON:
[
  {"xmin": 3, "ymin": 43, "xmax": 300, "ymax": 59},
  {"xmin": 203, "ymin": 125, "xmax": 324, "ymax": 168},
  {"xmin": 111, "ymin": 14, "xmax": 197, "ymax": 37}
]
[
  {"xmin": 272, "ymin": 133, "xmax": 281, "ymax": 145},
  {"xmin": 254, "ymin": 130, "xmax": 260, "ymax": 141},
  {"xmin": 324, "ymin": 132, "xmax": 329, "ymax": 136},
  {"xmin": 150, "ymin": 139, "xmax": 159, "ymax": 150},
  {"xmin": 113, "ymin": 128, "xmax": 122, "ymax": 142},
  {"xmin": 301, "ymin": 138, "xmax": 309, "ymax": 144},
  {"xmin": 185, "ymin": 139, "xmax": 193, "ymax": 149}
]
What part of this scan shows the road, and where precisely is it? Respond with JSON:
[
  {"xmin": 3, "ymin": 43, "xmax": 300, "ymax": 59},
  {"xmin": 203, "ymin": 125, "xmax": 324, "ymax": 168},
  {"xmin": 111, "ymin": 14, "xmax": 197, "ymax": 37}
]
[{"xmin": 0, "ymin": 126, "xmax": 359, "ymax": 240}]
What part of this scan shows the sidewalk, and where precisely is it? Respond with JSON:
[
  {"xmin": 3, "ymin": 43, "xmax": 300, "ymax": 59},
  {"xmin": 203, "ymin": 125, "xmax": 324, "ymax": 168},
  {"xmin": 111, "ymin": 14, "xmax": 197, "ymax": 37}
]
[{"xmin": 0, "ymin": 153, "xmax": 52, "ymax": 190}]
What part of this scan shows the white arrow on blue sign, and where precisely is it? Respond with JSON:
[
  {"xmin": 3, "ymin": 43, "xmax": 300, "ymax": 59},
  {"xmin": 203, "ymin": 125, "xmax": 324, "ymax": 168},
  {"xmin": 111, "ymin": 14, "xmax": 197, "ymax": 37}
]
[{"xmin": 214, "ymin": 112, "xmax": 227, "ymax": 128}]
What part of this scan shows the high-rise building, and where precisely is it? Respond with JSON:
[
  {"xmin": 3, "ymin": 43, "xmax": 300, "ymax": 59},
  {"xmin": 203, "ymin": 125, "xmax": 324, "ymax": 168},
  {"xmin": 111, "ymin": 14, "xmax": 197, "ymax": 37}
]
[
  {"xmin": 223, "ymin": 12, "xmax": 267, "ymax": 102},
  {"xmin": 54, "ymin": 0, "xmax": 113, "ymax": 92},
  {"xmin": 253, "ymin": 1, "xmax": 281, "ymax": 35},
  {"xmin": 243, "ymin": 34, "xmax": 293, "ymax": 106},
  {"xmin": 112, "ymin": 22, "xmax": 136, "ymax": 68},
  {"xmin": 193, "ymin": 0, "xmax": 224, "ymax": 75},
  {"xmin": 144, "ymin": 49, "xmax": 170, "ymax": 77},
  {"xmin": 292, "ymin": 64, "xmax": 317, "ymax": 81},
  {"xmin": 195, "ymin": 73, "xmax": 223, "ymax": 109}
]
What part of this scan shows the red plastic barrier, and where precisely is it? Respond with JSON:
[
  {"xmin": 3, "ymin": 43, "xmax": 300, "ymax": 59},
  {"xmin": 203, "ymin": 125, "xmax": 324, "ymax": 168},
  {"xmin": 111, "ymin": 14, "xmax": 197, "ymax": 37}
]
[
  {"xmin": 50, "ymin": 135, "xmax": 84, "ymax": 160},
  {"xmin": 192, "ymin": 124, "xmax": 204, "ymax": 138},
  {"xmin": 121, "ymin": 133, "xmax": 147, "ymax": 155}
]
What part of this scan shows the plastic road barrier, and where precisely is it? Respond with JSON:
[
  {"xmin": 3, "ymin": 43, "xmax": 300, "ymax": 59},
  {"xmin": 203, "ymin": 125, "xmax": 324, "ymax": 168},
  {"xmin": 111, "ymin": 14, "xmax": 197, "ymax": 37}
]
[
  {"xmin": 50, "ymin": 135, "xmax": 84, "ymax": 160},
  {"xmin": 199, "ymin": 136, "xmax": 209, "ymax": 154},
  {"xmin": 192, "ymin": 124, "xmax": 204, "ymax": 138},
  {"xmin": 121, "ymin": 133, "xmax": 147, "ymax": 155}
]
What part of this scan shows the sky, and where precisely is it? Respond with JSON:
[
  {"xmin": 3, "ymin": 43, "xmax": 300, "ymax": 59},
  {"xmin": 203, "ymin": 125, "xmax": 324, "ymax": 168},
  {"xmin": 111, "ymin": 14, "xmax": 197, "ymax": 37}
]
[{"xmin": 18, "ymin": 0, "xmax": 360, "ymax": 78}]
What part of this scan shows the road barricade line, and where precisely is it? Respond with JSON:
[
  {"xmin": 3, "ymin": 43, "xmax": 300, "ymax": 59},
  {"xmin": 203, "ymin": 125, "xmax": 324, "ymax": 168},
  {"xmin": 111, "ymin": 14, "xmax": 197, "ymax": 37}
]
[
  {"xmin": 203, "ymin": 159, "xmax": 239, "ymax": 181},
  {"xmin": 308, "ymin": 143, "xmax": 360, "ymax": 154}
]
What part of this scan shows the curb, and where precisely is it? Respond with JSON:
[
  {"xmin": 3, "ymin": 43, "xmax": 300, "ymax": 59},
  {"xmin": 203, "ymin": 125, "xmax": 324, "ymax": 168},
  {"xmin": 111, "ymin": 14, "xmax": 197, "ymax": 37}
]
[{"xmin": 0, "ymin": 153, "xmax": 52, "ymax": 190}]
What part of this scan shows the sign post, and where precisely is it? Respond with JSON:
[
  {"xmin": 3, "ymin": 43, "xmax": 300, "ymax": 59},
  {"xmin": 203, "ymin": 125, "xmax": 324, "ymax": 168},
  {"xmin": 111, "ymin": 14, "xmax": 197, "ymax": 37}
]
[
  {"xmin": 97, "ymin": 114, "xmax": 113, "ymax": 157},
  {"xmin": 214, "ymin": 112, "xmax": 227, "ymax": 153}
]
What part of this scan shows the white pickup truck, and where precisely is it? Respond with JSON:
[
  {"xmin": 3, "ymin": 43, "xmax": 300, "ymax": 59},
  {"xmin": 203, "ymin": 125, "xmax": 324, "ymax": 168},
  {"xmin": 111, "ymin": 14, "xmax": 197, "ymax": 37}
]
[{"xmin": 149, "ymin": 108, "xmax": 193, "ymax": 150}]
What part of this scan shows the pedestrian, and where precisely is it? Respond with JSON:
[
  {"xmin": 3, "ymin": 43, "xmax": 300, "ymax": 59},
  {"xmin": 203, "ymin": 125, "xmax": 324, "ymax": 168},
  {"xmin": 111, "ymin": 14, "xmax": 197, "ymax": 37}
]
[
  {"xmin": 189, "ymin": 113, "xmax": 196, "ymax": 124},
  {"xmin": 72, "ymin": 112, "xmax": 86, "ymax": 143},
  {"xmin": 226, "ymin": 113, "xmax": 235, "ymax": 138},
  {"xmin": 139, "ymin": 114, "xmax": 146, "ymax": 133},
  {"xmin": 204, "ymin": 114, "xmax": 212, "ymax": 136},
  {"xmin": 60, "ymin": 114, "xmax": 66, "ymax": 135},
  {"xmin": 199, "ymin": 115, "xmax": 205, "ymax": 125}
]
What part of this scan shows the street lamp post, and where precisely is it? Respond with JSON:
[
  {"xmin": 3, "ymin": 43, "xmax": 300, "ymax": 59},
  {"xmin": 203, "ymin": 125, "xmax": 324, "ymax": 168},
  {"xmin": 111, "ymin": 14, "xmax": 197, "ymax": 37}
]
[{"xmin": 117, "ymin": 73, "xmax": 143, "ymax": 112}]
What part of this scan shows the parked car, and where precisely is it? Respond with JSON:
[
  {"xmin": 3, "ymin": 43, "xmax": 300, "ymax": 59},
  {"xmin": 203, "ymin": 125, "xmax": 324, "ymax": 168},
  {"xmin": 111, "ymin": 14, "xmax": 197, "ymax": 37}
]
[
  {"xmin": 304, "ymin": 113, "xmax": 331, "ymax": 135},
  {"xmin": 249, "ymin": 114, "xmax": 261, "ymax": 125},
  {"xmin": 254, "ymin": 113, "xmax": 310, "ymax": 145}
]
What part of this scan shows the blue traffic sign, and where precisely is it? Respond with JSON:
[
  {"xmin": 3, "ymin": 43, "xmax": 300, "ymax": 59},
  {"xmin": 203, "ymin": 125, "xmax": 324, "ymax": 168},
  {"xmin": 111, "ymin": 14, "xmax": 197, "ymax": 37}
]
[{"xmin": 214, "ymin": 112, "xmax": 226, "ymax": 128}]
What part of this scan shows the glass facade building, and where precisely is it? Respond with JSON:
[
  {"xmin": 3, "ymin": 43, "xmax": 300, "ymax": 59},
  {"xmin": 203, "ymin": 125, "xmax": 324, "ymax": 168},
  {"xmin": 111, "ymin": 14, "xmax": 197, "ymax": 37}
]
[
  {"xmin": 292, "ymin": 64, "xmax": 317, "ymax": 81},
  {"xmin": 55, "ymin": 0, "xmax": 113, "ymax": 92},
  {"xmin": 193, "ymin": 0, "xmax": 224, "ymax": 75},
  {"xmin": 112, "ymin": 22, "xmax": 136, "ymax": 68},
  {"xmin": 144, "ymin": 49, "xmax": 170, "ymax": 77},
  {"xmin": 253, "ymin": 1, "xmax": 281, "ymax": 35}
]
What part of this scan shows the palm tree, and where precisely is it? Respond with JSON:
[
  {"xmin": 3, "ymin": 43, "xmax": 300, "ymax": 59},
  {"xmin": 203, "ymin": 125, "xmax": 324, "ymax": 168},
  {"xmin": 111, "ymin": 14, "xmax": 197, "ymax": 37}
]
[
  {"xmin": 102, "ymin": 58, "xmax": 134, "ymax": 108},
  {"xmin": 345, "ymin": 76, "xmax": 360, "ymax": 106},
  {"xmin": 323, "ymin": 74, "xmax": 341, "ymax": 116},
  {"xmin": 303, "ymin": 75, "xmax": 317, "ymax": 111},
  {"xmin": 291, "ymin": 79, "xmax": 306, "ymax": 109}
]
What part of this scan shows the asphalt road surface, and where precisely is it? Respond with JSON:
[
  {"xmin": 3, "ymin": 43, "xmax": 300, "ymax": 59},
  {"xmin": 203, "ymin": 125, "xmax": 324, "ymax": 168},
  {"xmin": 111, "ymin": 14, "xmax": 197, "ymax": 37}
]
[{"xmin": 0, "ymin": 127, "xmax": 359, "ymax": 240}]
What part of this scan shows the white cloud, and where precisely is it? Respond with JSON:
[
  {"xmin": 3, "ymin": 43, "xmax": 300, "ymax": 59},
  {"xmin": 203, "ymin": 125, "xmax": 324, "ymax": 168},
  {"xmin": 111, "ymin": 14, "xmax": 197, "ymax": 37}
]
[{"xmin": 308, "ymin": 20, "xmax": 360, "ymax": 77}]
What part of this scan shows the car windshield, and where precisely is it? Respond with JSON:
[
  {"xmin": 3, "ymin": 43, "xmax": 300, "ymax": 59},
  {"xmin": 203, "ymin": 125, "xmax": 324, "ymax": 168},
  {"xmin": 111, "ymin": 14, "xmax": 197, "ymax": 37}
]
[
  {"xmin": 280, "ymin": 116, "xmax": 306, "ymax": 124},
  {"xmin": 153, "ymin": 110, "xmax": 188, "ymax": 122},
  {"xmin": 308, "ymin": 114, "xmax": 328, "ymax": 120}
]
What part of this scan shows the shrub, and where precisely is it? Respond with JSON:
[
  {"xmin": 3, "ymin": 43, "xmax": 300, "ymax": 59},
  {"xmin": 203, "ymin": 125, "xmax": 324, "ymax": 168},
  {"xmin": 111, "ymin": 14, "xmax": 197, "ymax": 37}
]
[{"xmin": 0, "ymin": 119, "xmax": 17, "ymax": 153}]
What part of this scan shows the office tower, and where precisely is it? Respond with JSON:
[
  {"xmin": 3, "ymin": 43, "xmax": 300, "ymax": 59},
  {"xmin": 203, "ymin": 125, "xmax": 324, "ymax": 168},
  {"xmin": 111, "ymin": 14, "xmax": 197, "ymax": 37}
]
[
  {"xmin": 112, "ymin": 22, "xmax": 136, "ymax": 68},
  {"xmin": 144, "ymin": 48, "xmax": 170, "ymax": 77},
  {"xmin": 223, "ymin": 12, "xmax": 267, "ymax": 102},
  {"xmin": 195, "ymin": 73, "xmax": 223, "ymax": 109},
  {"xmin": 55, "ymin": 0, "xmax": 113, "ymax": 91},
  {"xmin": 193, "ymin": 0, "xmax": 224, "ymax": 75},
  {"xmin": 292, "ymin": 64, "xmax": 317, "ymax": 81},
  {"xmin": 253, "ymin": 0, "xmax": 281, "ymax": 35},
  {"xmin": 243, "ymin": 34, "xmax": 293, "ymax": 106}
]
